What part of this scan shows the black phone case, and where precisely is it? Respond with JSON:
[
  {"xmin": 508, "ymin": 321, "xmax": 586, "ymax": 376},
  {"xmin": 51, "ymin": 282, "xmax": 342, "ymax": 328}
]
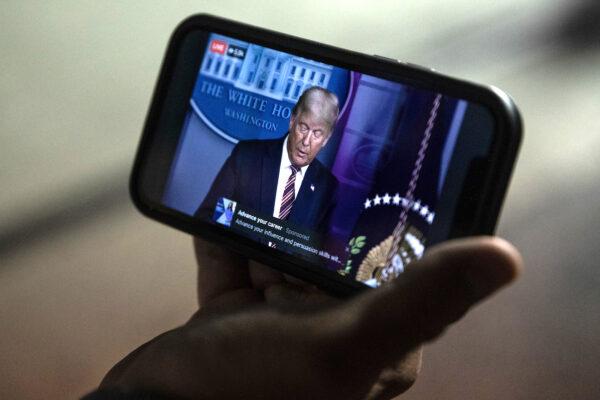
[{"xmin": 130, "ymin": 14, "xmax": 522, "ymax": 297}]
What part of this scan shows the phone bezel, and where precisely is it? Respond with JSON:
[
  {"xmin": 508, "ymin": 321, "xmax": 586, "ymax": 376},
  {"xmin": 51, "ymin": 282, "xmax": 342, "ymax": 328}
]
[{"xmin": 130, "ymin": 14, "xmax": 522, "ymax": 297}]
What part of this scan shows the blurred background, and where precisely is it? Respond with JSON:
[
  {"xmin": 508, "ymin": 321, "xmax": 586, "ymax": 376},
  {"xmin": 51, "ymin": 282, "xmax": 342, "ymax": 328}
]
[{"xmin": 1, "ymin": 1, "xmax": 599, "ymax": 398}]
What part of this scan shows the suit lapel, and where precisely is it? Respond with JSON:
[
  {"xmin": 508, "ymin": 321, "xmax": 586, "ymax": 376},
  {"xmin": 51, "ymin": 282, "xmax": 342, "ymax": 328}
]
[
  {"xmin": 259, "ymin": 139, "xmax": 282, "ymax": 216},
  {"xmin": 289, "ymin": 163, "xmax": 320, "ymax": 227}
]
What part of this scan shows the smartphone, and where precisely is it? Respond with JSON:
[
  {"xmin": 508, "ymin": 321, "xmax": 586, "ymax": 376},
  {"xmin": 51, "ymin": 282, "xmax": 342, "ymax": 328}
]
[{"xmin": 131, "ymin": 14, "xmax": 522, "ymax": 296}]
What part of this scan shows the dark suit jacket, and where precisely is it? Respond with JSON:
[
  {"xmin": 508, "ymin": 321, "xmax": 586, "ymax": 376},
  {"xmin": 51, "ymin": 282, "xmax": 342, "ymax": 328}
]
[{"xmin": 195, "ymin": 137, "xmax": 337, "ymax": 232}]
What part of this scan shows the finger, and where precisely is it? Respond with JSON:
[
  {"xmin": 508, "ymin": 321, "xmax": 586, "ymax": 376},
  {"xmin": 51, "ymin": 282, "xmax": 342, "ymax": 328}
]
[
  {"xmin": 194, "ymin": 237, "xmax": 252, "ymax": 306},
  {"xmin": 263, "ymin": 282, "xmax": 339, "ymax": 311},
  {"xmin": 248, "ymin": 260, "xmax": 285, "ymax": 290},
  {"xmin": 283, "ymin": 273, "xmax": 314, "ymax": 288},
  {"xmin": 339, "ymin": 237, "xmax": 522, "ymax": 370},
  {"xmin": 192, "ymin": 288, "xmax": 265, "ymax": 319}
]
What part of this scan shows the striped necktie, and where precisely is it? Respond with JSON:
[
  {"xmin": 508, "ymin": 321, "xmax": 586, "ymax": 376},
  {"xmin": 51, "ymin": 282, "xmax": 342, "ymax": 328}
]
[{"xmin": 279, "ymin": 165, "xmax": 299, "ymax": 220}]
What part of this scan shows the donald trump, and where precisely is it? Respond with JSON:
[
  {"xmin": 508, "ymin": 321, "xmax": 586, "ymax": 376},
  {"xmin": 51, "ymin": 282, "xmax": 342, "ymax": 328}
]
[{"xmin": 195, "ymin": 86, "xmax": 339, "ymax": 232}]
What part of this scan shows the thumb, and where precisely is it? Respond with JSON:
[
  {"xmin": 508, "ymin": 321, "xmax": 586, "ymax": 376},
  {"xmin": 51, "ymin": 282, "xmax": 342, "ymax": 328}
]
[{"xmin": 344, "ymin": 236, "xmax": 522, "ymax": 369}]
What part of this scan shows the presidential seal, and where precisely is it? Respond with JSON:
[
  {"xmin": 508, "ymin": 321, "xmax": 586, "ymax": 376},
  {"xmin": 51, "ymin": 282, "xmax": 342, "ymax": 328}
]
[{"xmin": 355, "ymin": 225, "xmax": 424, "ymax": 287}]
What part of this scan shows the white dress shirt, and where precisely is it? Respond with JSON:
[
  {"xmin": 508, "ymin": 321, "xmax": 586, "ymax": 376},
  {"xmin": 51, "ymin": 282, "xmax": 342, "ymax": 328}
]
[{"xmin": 273, "ymin": 136, "xmax": 308, "ymax": 218}]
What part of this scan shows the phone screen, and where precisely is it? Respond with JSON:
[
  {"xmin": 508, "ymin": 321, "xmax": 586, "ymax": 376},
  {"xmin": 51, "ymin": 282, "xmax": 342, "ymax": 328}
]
[{"xmin": 139, "ymin": 30, "xmax": 498, "ymax": 288}]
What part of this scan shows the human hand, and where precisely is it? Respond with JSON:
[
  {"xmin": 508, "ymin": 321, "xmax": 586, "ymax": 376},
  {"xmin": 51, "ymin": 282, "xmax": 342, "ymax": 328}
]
[
  {"xmin": 99, "ymin": 236, "xmax": 521, "ymax": 400},
  {"xmin": 191, "ymin": 237, "xmax": 423, "ymax": 399}
]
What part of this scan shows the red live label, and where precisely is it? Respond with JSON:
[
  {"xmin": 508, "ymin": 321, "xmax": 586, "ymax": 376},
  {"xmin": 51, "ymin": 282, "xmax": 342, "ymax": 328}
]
[{"xmin": 210, "ymin": 40, "xmax": 227, "ymax": 54}]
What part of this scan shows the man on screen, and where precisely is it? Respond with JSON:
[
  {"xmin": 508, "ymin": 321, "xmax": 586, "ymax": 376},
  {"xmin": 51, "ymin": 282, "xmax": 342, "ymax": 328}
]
[{"xmin": 195, "ymin": 86, "xmax": 339, "ymax": 232}]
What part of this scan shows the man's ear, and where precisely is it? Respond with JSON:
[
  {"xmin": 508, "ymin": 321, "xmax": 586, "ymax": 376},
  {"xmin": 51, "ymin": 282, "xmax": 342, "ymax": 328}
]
[{"xmin": 289, "ymin": 115, "xmax": 296, "ymax": 132}]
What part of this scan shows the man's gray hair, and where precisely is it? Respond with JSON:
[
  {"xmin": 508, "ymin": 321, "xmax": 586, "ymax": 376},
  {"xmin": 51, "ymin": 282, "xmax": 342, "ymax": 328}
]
[{"xmin": 292, "ymin": 86, "xmax": 340, "ymax": 131}]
